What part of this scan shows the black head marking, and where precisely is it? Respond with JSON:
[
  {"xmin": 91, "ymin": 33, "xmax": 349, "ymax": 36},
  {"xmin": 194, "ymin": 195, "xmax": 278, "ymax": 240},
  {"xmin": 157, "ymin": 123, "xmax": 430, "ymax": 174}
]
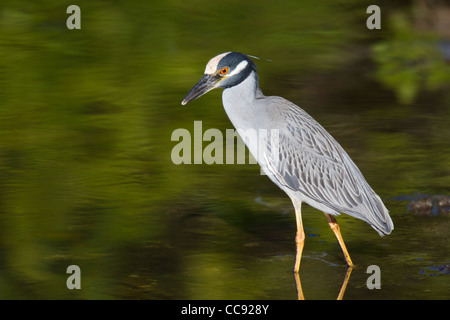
[{"xmin": 215, "ymin": 52, "xmax": 257, "ymax": 88}]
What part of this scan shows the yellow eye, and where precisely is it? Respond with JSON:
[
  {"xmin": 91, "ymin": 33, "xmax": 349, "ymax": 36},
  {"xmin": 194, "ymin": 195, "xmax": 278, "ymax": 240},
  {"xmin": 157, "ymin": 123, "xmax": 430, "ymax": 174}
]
[{"xmin": 219, "ymin": 67, "xmax": 229, "ymax": 75}]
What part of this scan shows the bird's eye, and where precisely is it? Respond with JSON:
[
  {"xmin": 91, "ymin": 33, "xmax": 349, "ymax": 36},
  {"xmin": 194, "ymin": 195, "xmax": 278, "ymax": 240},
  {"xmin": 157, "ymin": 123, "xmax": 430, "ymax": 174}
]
[{"xmin": 219, "ymin": 67, "xmax": 229, "ymax": 75}]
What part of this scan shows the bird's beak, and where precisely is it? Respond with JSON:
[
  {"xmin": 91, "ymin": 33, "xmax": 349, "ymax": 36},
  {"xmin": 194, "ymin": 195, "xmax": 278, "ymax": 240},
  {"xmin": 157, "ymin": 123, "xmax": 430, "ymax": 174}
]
[{"xmin": 181, "ymin": 74, "xmax": 220, "ymax": 105}]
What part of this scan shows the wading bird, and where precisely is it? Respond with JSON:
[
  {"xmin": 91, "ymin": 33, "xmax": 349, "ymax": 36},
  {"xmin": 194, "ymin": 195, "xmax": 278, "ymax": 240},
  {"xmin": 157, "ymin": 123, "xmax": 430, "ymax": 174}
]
[{"xmin": 182, "ymin": 52, "xmax": 393, "ymax": 272}]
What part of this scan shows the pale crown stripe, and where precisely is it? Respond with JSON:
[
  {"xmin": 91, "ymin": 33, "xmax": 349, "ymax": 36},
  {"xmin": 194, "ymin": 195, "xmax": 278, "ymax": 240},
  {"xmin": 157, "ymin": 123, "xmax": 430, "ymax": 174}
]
[{"xmin": 204, "ymin": 52, "xmax": 231, "ymax": 74}]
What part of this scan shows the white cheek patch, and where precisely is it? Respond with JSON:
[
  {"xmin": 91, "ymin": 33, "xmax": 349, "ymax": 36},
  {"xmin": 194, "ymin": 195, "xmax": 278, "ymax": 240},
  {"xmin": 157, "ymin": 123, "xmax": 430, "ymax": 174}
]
[
  {"xmin": 228, "ymin": 60, "xmax": 248, "ymax": 77},
  {"xmin": 204, "ymin": 52, "xmax": 231, "ymax": 74}
]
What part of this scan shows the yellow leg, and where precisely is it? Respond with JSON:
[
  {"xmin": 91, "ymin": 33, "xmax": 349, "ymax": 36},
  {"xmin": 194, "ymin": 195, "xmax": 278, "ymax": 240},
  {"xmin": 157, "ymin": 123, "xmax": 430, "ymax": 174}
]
[
  {"xmin": 324, "ymin": 213, "xmax": 354, "ymax": 267},
  {"xmin": 293, "ymin": 199, "xmax": 304, "ymax": 273}
]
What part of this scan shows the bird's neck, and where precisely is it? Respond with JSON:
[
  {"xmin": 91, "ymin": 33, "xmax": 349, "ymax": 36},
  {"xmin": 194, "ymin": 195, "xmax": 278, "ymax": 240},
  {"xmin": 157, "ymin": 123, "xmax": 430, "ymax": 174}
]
[
  {"xmin": 223, "ymin": 71, "xmax": 263, "ymax": 106},
  {"xmin": 222, "ymin": 71, "xmax": 265, "ymax": 133}
]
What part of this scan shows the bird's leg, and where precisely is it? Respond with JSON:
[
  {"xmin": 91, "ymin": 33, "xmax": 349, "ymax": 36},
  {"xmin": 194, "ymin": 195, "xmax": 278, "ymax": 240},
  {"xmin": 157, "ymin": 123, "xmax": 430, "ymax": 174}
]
[
  {"xmin": 324, "ymin": 213, "xmax": 354, "ymax": 267},
  {"xmin": 294, "ymin": 227, "xmax": 305, "ymax": 273},
  {"xmin": 293, "ymin": 200, "xmax": 305, "ymax": 273}
]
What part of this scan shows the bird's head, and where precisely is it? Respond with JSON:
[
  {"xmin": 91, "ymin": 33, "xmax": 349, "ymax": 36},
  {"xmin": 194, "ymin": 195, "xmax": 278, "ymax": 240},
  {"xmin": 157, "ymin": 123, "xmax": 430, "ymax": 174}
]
[{"xmin": 181, "ymin": 52, "xmax": 257, "ymax": 105}]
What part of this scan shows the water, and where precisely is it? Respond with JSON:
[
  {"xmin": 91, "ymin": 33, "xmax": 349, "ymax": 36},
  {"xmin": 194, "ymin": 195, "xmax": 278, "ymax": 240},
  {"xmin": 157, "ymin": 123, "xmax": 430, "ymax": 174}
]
[{"xmin": 0, "ymin": 1, "xmax": 448, "ymax": 300}]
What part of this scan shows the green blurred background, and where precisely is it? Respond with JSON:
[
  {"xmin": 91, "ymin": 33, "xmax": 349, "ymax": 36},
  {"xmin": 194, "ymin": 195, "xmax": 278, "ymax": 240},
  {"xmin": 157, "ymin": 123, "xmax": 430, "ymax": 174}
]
[{"xmin": 0, "ymin": 0, "xmax": 448, "ymax": 299}]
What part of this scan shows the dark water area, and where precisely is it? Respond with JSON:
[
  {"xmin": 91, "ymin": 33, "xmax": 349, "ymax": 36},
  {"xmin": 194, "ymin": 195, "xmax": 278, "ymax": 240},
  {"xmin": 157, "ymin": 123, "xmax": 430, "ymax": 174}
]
[{"xmin": 0, "ymin": 1, "xmax": 448, "ymax": 299}]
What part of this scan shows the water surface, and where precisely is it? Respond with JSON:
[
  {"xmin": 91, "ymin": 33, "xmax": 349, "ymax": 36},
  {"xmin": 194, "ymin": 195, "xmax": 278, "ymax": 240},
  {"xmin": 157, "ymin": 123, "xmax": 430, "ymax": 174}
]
[{"xmin": 0, "ymin": 1, "xmax": 448, "ymax": 299}]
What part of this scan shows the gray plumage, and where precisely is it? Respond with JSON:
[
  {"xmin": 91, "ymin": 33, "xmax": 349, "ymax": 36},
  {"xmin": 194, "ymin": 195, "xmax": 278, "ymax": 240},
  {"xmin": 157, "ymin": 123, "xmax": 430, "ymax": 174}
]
[
  {"xmin": 221, "ymin": 65, "xmax": 393, "ymax": 236},
  {"xmin": 262, "ymin": 98, "xmax": 393, "ymax": 235},
  {"xmin": 182, "ymin": 52, "xmax": 394, "ymax": 263}
]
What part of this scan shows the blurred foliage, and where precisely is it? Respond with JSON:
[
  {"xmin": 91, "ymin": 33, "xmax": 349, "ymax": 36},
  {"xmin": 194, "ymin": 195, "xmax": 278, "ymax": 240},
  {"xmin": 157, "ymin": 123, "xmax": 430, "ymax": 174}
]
[
  {"xmin": 0, "ymin": 0, "xmax": 448, "ymax": 299},
  {"xmin": 373, "ymin": 12, "xmax": 450, "ymax": 104}
]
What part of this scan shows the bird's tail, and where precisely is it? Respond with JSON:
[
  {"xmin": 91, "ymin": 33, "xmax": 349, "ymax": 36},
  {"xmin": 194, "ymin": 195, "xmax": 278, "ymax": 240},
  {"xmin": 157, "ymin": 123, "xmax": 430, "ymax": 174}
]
[
  {"xmin": 340, "ymin": 190, "xmax": 394, "ymax": 236},
  {"xmin": 365, "ymin": 192, "xmax": 394, "ymax": 236}
]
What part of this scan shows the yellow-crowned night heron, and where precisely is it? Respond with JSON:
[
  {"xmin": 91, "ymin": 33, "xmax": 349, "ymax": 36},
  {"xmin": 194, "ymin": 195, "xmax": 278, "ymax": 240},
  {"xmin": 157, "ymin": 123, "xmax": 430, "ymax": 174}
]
[{"xmin": 181, "ymin": 52, "xmax": 394, "ymax": 272}]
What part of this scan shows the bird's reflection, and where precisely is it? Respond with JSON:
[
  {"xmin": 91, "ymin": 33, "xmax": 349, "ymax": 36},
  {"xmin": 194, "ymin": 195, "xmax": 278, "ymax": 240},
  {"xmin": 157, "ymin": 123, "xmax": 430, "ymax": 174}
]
[{"xmin": 294, "ymin": 266, "xmax": 353, "ymax": 300}]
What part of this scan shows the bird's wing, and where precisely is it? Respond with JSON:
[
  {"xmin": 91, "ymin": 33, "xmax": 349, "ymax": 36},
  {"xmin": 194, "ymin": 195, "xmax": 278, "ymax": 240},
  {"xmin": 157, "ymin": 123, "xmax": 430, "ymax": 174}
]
[{"xmin": 262, "ymin": 97, "xmax": 393, "ymax": 235}]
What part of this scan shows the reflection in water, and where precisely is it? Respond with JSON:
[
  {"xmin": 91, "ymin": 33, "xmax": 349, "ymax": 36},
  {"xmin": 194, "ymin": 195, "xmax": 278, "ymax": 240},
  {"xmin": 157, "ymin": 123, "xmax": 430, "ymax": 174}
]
[{"xmin": 294, "ymin": 267, "xmax": 353, "ymax": 300}]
